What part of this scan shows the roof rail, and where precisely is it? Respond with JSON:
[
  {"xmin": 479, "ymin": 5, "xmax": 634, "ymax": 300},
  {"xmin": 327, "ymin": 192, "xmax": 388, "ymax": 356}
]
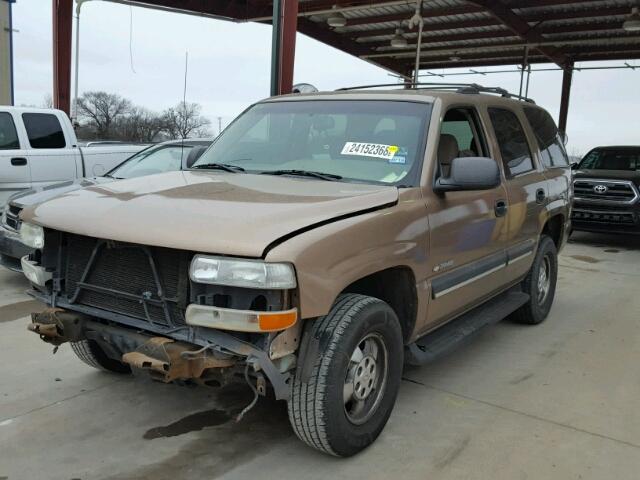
[{"xmin": 335, "ymin": 82, "xmax": 536, "ymax": 104}]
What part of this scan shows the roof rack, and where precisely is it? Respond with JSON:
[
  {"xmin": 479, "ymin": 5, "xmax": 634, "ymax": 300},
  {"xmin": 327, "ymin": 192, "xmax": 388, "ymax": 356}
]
[{"xmin": 335, "ymin": 82, "xmax": 536, "ymax": 104}]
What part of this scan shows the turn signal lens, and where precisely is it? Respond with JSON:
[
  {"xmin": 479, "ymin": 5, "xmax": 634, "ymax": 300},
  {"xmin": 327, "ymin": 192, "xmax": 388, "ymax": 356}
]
[{"xmin": 185, "ymin": 304, "xmax": 298, "ymax": 332}]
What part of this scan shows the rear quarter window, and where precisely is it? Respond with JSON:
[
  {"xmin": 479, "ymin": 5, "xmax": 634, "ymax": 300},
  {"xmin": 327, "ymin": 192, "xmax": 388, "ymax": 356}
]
[{"xmin": 22, "ymin": 113, "xmax": 67, "ymax": 149}]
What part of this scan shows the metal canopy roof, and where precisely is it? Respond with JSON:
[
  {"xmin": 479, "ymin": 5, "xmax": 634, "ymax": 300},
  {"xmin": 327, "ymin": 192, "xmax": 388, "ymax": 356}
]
[{"xmin": 113, "ymin": 0, "xmax": 640, "ymax": 76}]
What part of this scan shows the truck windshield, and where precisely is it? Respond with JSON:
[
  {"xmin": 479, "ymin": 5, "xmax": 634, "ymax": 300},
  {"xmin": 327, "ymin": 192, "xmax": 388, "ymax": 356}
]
[
  {"xmin": 193, "ymin": 100, "xmax": 432, "ymax": 186},
  {"xmin": 579, "ymin": 148, "xmax": 640, "ymax": 171}
]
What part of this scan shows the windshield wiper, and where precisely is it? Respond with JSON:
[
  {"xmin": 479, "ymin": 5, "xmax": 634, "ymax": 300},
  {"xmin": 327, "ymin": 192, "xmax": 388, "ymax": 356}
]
[
  {"xmin": 191, "ymin": 163, "xmax": 245, "ymax": 173},
  {"xmin": 261, "ymin": 169, "xmax": 342, "ymax": 181}
]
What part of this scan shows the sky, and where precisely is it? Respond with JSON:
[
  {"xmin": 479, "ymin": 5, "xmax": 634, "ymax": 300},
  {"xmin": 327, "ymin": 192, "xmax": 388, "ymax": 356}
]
[{"xmin": 10, "ymin": 0, "xmax": 640, "ymax": 156}]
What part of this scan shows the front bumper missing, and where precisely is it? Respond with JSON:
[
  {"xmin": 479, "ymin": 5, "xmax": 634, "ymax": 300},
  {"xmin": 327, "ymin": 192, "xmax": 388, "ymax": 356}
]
[{"xmin": 28, "ymin": 307, "xmax": 292, "ymax": 399}]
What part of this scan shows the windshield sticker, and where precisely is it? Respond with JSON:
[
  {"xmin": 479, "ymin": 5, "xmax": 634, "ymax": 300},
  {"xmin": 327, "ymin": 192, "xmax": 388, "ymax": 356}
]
[{"xmin": 341, "ymin": 142, "xmax": 399, "ymax": 160}]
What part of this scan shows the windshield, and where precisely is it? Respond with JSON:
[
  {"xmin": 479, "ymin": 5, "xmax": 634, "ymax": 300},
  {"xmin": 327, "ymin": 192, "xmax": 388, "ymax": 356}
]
[
  {"xmin": 579, "ymin": 148, "xmax": 640, "ymax": 171},
  {"xmin": 108, "ymin": 144, "xmax": 193, "ymax": 179},
  {"xmin": 193, "ymin": 100, "xmax": 432, "ymax": 186}
]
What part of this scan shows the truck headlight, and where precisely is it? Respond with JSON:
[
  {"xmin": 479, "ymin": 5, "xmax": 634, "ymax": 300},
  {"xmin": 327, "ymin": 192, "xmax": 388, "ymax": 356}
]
[
  {"xmin": 189, "ymin": 255, "xmax": 296, "ymax": 289},
  {"xmin": 20, "ymin": 222, "xmax": 45, "ymax": 249}
]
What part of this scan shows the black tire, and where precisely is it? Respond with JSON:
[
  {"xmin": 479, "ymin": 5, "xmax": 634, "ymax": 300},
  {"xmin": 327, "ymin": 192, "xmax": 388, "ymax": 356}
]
[
  {"xmin": 70, "ymin": 339, "xmax": 131, "ymax": 374},
  {"xmin": 512, "ymin": 235, "xmax": 558, "ymax": 325},
  {"xmin": 288, "ymin": 294, "xmax": 403, "ymax": 457}
]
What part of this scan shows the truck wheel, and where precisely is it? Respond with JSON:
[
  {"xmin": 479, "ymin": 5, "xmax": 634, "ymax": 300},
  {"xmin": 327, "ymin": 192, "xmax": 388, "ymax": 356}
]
[
  {"xmin": 70, "ymin": 339, "xmax": 131, "ymax": 374},
  {"xmin": 512, "ymin": 235, "xmax": 558, "ymax": 325},
  {"xmin": 288, "ymin": 294, "xmax": 403, "ymax": 457}
]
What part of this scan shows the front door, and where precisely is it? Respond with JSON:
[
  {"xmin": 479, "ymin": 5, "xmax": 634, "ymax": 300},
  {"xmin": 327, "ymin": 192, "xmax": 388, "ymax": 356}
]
[
  {"xmin": 423, "ymin": 106, "xmax": 509, "ymax": 331},
  {"xmin": 0, "ymin": 111, "xmax": 30, "ymax": 207}
]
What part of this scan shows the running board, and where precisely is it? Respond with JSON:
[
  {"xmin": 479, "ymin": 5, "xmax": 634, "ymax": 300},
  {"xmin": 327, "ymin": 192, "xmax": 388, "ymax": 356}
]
[{"xmin": 405, "ymin": 288, "xmax": 530, "ymax": 366}]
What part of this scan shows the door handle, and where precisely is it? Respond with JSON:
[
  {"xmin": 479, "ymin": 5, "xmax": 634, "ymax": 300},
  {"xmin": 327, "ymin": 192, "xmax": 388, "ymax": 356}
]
[
  {"xmin": 11, "ymin": 157, "xmax": 27, "ymax": 166},
  {"xmin": 536, "ymin": 188, "xmax": 546, "ymax": 204},
  {"xmin": 495, "ymin": 199, "xmax": 508, "ymax": 217}
]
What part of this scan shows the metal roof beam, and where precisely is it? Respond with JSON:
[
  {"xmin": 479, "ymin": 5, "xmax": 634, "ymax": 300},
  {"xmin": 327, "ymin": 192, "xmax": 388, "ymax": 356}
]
[{"xmin": 469, "ymin": 0, "xmax": 567, "ymax": 66}]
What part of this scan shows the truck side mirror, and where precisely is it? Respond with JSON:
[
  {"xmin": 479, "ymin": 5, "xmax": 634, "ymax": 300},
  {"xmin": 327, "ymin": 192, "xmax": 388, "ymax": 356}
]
[
  {"xmin": 570, "ymin": 162, "xmax": 579, "ymax": 170},
  {"xmin": 434, "ymin": 157, "xmax": 501, "ymax": 193}
]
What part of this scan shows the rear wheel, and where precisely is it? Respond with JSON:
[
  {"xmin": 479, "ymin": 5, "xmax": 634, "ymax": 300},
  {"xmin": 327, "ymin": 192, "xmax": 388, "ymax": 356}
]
[
  {"xmin": 288, "ymin": 294, "xmax": 403, "ymax": 457},
  {"xmin": 512, "ymin": 235, "xmax": 558, "ymax": 325},
  {"xmin": 70, "ymin": 339, "xmax": 131, "ymax": 374}
]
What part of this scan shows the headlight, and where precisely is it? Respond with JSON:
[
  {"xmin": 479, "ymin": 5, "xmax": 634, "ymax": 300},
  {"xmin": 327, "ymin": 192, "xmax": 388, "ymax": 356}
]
[
  {"xmin": 189, "ymin": 255, "xmax": 296, "ymax": 289},
  {"xmin": 20, "ymin": 222, "xmax": 45, "ymax": 249}
]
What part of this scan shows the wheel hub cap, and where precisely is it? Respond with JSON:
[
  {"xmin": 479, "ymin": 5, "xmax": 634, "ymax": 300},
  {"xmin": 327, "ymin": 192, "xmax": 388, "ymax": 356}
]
[
  {"xmin": 537, "ymin": 255, "xmax": 551, "ymax": 305},
  {"xmin": 343, "ymin": 333, "xmax": 388, "ymax": 425}
]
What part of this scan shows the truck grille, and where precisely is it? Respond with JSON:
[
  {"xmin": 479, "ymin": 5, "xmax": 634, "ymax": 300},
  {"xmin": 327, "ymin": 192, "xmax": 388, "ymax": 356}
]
[
  {"xmin": 63, "ymin": 234, "xmax": 190, "ymax": 326},
  {"xmin": 573, "ymin": 179, "xmax": 639, "ymax": 204},
  {"xmin": 3, "ymin": 204, "xmax": 22, "ymax": 231},
  {"xmin": 572, "ymin": 208, "xmax": 636, "ymax": 225}
]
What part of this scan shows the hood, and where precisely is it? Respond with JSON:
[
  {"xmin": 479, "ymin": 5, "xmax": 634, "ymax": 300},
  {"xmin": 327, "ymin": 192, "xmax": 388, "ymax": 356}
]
[
  {"xmin": 574, "ymin": 169, "xmax": 640, "ymax": 187},
  {"xmin": 10, "ymin": 177, "xmax": 114, "ymax": 208},
  {"xmin": 22, "ymin": 171, "xmax": 398, "ymax": 257}
]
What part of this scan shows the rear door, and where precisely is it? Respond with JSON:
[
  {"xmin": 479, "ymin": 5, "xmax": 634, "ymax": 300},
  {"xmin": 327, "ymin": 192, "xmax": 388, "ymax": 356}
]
[
  {"xmin": 0, "ymin": 110, "xmax": 31, "ymax": 207},
  {"xmin": 486, "ymin": 107, "xmax": 547, "ymax": 281},
  {"xmin": 424, "ymin": 106, "xmax": 509, "ymax": 328},
  {"xmin": 21, "ymin": 112, "xmax": 78, "ymax": 188}
]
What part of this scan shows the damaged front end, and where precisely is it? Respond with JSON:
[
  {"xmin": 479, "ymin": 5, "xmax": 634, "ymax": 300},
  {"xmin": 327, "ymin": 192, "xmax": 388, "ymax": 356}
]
[
  {"xmin": 28, "ymin": 306, "xmax": 297, "ymax": 400},
  {"xmin": 24, "ymin": 230, "xmax": 302, "ymax": 402}
]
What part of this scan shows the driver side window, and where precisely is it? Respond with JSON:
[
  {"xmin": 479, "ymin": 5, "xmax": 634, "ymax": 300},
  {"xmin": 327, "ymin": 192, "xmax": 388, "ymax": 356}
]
[{"xmin": 438, "ymin": 107, "xmax": 487, "ymax": 177}]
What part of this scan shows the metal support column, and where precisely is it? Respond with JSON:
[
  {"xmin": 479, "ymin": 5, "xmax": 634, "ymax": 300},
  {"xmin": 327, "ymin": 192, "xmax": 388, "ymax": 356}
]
[
  {"xmin": 270, "ymin": 0, "xmax": 298, "ymax": 96},
  {"xmin": 53, "ymin": 0, "xmax": 73, "ymax": 115},
  {"xmin": 0, "ymin": 0, "xmax": 15, "ymax": 106},
  {"xmin": 558, "ymin": 61, "xmax": 574, "ymax": 135}
]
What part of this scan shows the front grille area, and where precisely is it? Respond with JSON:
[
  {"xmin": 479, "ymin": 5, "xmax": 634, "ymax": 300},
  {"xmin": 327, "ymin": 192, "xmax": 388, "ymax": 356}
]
[
  {"xmin": 573, "ymin": 179, "xmax": 639, "ymax": 204},
  {"xmin": 3, "ymin": 204, "xmax": 22, "ymax": 231},
  {"xmin": 63, "ymin": 234, "xmax": 190, "ymax": 326},
  {"xmin": 572, "ymin": 208, "xmax": 637, "ymax": 225}
]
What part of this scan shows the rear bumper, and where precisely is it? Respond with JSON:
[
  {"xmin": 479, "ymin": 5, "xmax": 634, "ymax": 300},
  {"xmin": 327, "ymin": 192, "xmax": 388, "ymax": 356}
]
[
  {"xmin": 0, "ymin": 225, "xmax": 33, "ymax": 272},
  {"xmin": 571, "ymin": 202, "xmax": 640, "ymax": 235}
]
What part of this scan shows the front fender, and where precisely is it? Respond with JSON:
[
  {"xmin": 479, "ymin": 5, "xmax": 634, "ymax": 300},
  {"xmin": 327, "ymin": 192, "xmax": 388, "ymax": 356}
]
[{"xmin": 265, "ymin": 189, "xmax": 430, "ymax": 321}]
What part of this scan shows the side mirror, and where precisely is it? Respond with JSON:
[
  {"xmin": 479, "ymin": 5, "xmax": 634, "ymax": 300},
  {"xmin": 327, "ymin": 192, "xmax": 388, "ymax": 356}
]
[
  {"xmin": 435, "ymin": 157, "xmax": 501, "ymax": 192},
  {"xmin": 570, "ymin": 162, "xmax": 579, "ymax": 170}
]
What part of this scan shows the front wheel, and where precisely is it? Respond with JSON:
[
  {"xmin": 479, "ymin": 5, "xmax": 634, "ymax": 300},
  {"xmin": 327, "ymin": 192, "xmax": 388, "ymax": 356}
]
[
  {"xmin": 288, "ymin": 294, "xmax": 403, "ymax": 457},
  {"xmin": 512, "ymin": 235, "xmax": 558, "ymax": 325},
  {"xmin": 71, "ymin": 339, "xmax": 132, "ymax": 374}
]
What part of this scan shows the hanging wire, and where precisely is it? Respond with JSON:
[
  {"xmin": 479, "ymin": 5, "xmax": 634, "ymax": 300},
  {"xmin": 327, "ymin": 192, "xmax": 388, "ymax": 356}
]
[{"xmin": 129, "ymin": 5, "xmax": 136, "ymax": 74}]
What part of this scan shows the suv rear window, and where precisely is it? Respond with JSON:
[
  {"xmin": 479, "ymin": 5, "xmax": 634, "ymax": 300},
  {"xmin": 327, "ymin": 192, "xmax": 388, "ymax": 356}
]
[
  {"xmin": 488, "ymin": 108, "xmax": 534, "ymax": 176},
  {"xmin": 579, "ymin": 148, "xmax": 640, "ymax": 171},
  {"xmin": 524, "ymin": 107, "xmax": 568, "ymax": 168},
  {"xmin": 22, "ymin": 113, "xmax": 67, "ymax": 149},
  {"xmin": 0, "ymin": 112, "xmax": 20, "ymax": 150}
]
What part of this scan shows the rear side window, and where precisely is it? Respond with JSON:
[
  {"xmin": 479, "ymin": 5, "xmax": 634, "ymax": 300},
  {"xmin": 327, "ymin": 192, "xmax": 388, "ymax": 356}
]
[
  {"xmin": 488, "ymin": 108, "xmax": 534, "ymax": 176},
  {"xmin": 524, "ymin": 107, "xmax": 568, "ymax": 168},
  {"xmin": 22, "ymin": 113, "xmax": 67, "ymax": 149},
  {"xmin": 0, "ymin": 112, "xmax": 20, "ymax": 150}
]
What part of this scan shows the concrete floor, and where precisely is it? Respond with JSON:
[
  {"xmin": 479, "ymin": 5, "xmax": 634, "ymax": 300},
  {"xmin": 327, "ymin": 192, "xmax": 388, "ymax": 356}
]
[{"xmin": 0, "ymin": 232, "xmax": 638, "ymax": 480}]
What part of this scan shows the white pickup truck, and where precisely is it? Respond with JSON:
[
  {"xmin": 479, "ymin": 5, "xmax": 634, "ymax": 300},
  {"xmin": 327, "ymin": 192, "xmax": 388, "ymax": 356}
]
[{"xmin": 0, "ymin": 106, "xmax": 147, "ymax": 207}]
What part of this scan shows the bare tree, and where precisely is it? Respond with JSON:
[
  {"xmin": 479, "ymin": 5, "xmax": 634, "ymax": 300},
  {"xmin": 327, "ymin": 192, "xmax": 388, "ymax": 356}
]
[
  {"xmin": 162, "ymin": 101, "xmax": 211, "ymax": 139},
  {"xmin": 42, "ymin": 94, "xmax": 54, "ymax": 109},
  {"xmin": 116, "ymin": 107, "xmax": 166, "ymax": 143},
  {"xmin": 77, "ymin": 91, "xmax": 132, "ymax": 139}
]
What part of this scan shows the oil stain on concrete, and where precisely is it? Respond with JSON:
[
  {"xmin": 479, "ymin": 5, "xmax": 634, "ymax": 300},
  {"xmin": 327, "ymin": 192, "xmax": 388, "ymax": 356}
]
[
  {"xmin": 143, "ymin": 409, "xmax": 231, "ymax": 439},
  {"xmin": 569, "ymin": 255, "xmax": 601, "ymax": 264}
]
